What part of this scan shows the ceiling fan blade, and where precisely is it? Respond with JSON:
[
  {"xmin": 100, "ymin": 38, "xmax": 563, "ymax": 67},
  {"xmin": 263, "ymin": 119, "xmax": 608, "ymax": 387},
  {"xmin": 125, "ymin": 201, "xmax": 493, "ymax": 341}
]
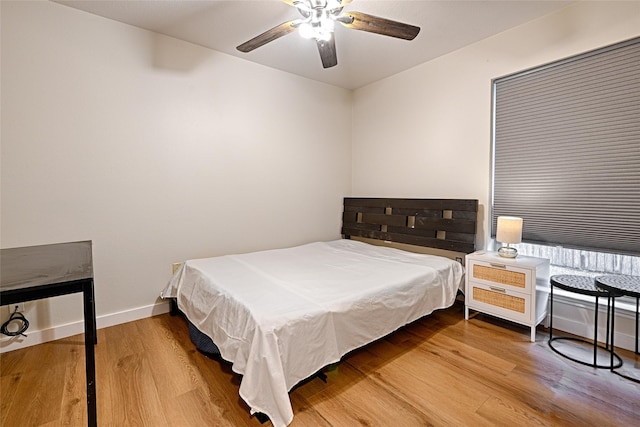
[
  {"xmin": 338, "ymin": 11, "xmax": 420, "ymax": 40},
  {"xmin": 236, "ymin": 20, "xmax": 299, "ymax": 53},
  {"xmin": 316, "ymin": 37, "xmax": 337, "ymax": 68}
]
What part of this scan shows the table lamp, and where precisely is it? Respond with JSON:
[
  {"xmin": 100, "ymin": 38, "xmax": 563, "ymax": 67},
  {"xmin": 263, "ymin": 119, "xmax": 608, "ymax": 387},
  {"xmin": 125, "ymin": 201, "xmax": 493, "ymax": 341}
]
[{"xmin": 496, "ymin": 216, "xmax": 523, "ymax": 258}]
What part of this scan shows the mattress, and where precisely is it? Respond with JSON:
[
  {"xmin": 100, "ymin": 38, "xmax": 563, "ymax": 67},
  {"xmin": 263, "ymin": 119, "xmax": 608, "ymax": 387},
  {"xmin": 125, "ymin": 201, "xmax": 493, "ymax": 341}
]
[{"xmin": 161, "ymin": 239, "xmax": 464, "ymax": 427}]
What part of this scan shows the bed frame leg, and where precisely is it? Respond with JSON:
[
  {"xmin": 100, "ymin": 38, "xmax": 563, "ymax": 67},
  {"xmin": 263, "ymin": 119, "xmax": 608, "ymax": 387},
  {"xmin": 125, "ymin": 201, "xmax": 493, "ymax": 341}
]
[
  {"xmin": 169, "ymin": 299, "xmax": 180, "ymax": 316},
  {"xmin": 254, "ymin": 412, "xmax": 269, "ymax": 424}
]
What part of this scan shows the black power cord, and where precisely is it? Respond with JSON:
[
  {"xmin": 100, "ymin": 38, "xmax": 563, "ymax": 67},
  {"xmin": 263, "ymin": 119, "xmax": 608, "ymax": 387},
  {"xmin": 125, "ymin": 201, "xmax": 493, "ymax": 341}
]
[{"xmin": 1, "ymin": 307, "xmax": 29, "ymax": 337}]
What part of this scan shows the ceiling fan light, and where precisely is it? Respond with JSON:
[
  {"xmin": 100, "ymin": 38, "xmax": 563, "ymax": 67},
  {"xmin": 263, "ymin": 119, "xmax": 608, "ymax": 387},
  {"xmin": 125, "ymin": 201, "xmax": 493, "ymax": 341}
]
[
  {"xmin": 299, "ymin": 22, "xmax": 315, "ymax": 39},
  {"xmin": 321, "ymin": 17, "xmax": 335, "ymax": 32}
]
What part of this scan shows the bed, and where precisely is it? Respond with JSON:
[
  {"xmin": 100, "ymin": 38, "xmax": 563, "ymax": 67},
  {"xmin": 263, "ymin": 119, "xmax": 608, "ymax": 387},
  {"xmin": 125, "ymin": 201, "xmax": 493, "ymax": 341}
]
[{"xmin": 161, "ymin": 198, "xmax": 478, "ymax": 427}]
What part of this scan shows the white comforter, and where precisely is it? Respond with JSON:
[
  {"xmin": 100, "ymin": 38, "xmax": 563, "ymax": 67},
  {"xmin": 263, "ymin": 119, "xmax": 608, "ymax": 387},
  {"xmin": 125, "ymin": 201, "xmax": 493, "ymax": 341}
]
[{"xmin": 161, "ymin": 239, "xmax": 464, "ymax": 427}]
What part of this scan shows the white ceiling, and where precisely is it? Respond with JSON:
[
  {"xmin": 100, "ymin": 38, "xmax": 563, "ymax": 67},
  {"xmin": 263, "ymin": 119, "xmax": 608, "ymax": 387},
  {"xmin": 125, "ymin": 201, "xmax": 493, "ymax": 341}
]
[{"xmin": 53, "ymin": 0, "xmax": 574, "ymax": 90}]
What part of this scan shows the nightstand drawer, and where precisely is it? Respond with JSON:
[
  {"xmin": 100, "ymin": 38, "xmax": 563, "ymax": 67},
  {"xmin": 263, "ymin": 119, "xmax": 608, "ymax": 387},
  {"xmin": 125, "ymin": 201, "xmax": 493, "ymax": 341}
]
[
  {"xmin": 469, "ymin": 260, "xmax": 531, "ymax": 292},
  {"xmin": 468, "ymin": 283, "xmax": 530, "ymax": 323}
]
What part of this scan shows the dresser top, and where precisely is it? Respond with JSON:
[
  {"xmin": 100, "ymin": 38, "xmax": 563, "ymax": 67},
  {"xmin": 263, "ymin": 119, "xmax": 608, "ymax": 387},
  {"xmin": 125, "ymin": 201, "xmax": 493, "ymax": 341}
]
[{"xmin": 467, "ymin": 250, "xmax": 549, "ymax": 268}]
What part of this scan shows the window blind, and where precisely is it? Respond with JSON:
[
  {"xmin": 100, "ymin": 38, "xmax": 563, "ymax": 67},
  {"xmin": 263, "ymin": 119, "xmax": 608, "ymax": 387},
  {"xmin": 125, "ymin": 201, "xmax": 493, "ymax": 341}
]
[{"xmin": 492, "ymin": 37, "xmax": 640, "ymax": 256}]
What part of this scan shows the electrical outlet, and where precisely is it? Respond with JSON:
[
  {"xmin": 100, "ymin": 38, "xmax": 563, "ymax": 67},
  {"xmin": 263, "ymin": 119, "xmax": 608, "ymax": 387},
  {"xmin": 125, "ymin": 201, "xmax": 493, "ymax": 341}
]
[{"xmin": 7, "ymin": 302, "xmax": 25, "ymax": 314}]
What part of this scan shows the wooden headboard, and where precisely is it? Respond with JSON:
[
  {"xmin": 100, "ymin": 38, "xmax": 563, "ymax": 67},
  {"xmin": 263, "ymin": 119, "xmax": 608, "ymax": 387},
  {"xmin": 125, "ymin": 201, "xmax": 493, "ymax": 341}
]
[{"xmin": 342, "ymin": 198, "xmax": 478, "ymax": 254}]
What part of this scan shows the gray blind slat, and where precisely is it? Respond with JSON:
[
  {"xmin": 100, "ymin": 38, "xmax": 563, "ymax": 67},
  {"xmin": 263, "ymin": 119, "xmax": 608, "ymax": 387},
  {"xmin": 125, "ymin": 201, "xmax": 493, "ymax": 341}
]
[{"xmin": 492, "ymin": 37, "xmax": 640, "ymax": 255}]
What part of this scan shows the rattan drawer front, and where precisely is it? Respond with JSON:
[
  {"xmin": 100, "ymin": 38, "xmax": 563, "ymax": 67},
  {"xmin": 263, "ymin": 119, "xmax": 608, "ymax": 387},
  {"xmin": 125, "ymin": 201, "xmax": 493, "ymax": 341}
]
[
  {"xmin": 472, "ymin": 264, "xmax": 528, "ymax": 289},
  {"xmin": 468, "ymin": 283, "xmax": 531, "ymax": 323},
  {"xmin": 473, "ymin": 287, "xmax": 526, "ymax": 314}
]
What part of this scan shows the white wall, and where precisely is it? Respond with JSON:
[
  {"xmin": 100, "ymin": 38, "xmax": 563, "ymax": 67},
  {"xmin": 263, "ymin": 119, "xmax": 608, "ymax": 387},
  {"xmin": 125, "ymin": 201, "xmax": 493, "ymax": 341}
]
[
  {"xmin": 351, "ymin": 1, "xmax": 640, "ymax": 350},
  {"xmin": 0, "ymin": 1, "xmax": 352, "ymax": 350},
  {"xmin": 352, "ymin": 1, "xmax": 640, "ymax": 250}
]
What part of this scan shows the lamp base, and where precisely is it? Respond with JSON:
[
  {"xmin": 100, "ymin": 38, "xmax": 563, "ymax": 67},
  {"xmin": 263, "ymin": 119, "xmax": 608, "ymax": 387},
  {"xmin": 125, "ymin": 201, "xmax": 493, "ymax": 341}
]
[{"xmin": 498, "ymin": 246, "xmax": 518, "ymax": 258}]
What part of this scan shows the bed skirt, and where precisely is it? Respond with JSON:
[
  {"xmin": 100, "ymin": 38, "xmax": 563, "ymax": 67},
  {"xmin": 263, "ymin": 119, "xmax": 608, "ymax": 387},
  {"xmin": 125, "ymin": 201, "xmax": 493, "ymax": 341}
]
[{"xmin": 187, "ymin": 319, "xmax": 221, "ymax": 357}]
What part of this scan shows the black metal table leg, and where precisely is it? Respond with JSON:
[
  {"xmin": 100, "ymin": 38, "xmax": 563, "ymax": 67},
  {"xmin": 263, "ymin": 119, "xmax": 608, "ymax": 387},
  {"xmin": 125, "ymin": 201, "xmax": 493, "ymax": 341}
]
[
  {"xmin": 548, "ymin": 275, "xmax": 622, "ymax": 369},
  {"xmin": 596, "ymin": 275, "xmax": 640, "ymax": 383},
  {"xmin": 84, "ymin": 280, "xmax": 97, "ymax": 427},
  {"xmin": 636, "ymin": 297, "xmax": 640, "ymax": 354}
]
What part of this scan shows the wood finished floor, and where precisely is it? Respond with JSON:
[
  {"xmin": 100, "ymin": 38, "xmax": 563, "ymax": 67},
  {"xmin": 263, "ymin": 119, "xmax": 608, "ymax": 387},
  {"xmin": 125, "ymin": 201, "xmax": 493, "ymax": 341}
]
[{"xmin": 1, "ymin": 301, "xmax": 639, "ymax": 427}]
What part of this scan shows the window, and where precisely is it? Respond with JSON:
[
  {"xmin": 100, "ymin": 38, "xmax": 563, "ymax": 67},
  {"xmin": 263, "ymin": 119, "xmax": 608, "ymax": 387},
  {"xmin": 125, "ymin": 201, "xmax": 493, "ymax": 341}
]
[
  {"xmin": 491, "ymin": 37, "xmax": 640, "ymax": 265},
  {"xmin": 515, "ymin": 242, "xmax": 639, "ymax": 277}
]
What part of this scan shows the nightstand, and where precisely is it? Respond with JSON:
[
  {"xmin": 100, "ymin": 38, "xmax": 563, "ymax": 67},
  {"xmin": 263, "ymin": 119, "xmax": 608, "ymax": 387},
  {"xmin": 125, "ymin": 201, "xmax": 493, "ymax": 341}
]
[{"xmin": 464, "ymin": 251, "xmax": 550, "ymax": 342}]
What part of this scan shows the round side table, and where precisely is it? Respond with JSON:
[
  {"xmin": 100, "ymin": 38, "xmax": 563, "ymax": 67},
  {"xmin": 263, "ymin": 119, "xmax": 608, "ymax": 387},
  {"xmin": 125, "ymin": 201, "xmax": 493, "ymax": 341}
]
[
  {"xmin": 595, "ymin": 274, "xmax": 640, "ymax": 383},
  {"xmin": 549, "ymin": 274, "xmax": 622, "ymax": 368}
]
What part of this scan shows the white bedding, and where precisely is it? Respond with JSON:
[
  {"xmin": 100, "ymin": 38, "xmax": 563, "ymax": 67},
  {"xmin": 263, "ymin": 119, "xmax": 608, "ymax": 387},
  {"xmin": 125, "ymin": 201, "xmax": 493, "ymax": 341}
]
[{"xmin": 161, "ymin": 239, "xmax": 464, "ymax": 427}]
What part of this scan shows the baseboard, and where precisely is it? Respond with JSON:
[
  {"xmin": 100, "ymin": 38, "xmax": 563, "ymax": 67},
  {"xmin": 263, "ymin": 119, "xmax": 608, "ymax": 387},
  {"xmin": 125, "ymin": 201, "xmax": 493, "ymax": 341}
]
[
  {"xmin": 0, "ymin": 300, "xmax": 171, "ymax": 353},
  {"xmin": 549, "ymin": 292, "xmax": 637, "ymax": 352},
  {"xmin": 2, "ymin": 295, "xmax": 636, "ymax": 353}
]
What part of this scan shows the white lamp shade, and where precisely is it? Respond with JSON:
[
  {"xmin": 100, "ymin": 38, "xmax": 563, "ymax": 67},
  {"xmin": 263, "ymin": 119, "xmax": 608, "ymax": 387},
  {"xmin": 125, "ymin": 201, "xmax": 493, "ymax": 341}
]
[{"xmin": 496, "ymin": 216, "xmax": 523, "ymax": 244}]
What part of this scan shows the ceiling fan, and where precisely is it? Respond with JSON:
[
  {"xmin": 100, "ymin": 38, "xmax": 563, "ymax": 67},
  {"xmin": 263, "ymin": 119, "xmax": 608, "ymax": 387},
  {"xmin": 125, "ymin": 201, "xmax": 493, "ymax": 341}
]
[{"xmin": 236, "ymin": 0, "xmax": 420, "ymax": 69}]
